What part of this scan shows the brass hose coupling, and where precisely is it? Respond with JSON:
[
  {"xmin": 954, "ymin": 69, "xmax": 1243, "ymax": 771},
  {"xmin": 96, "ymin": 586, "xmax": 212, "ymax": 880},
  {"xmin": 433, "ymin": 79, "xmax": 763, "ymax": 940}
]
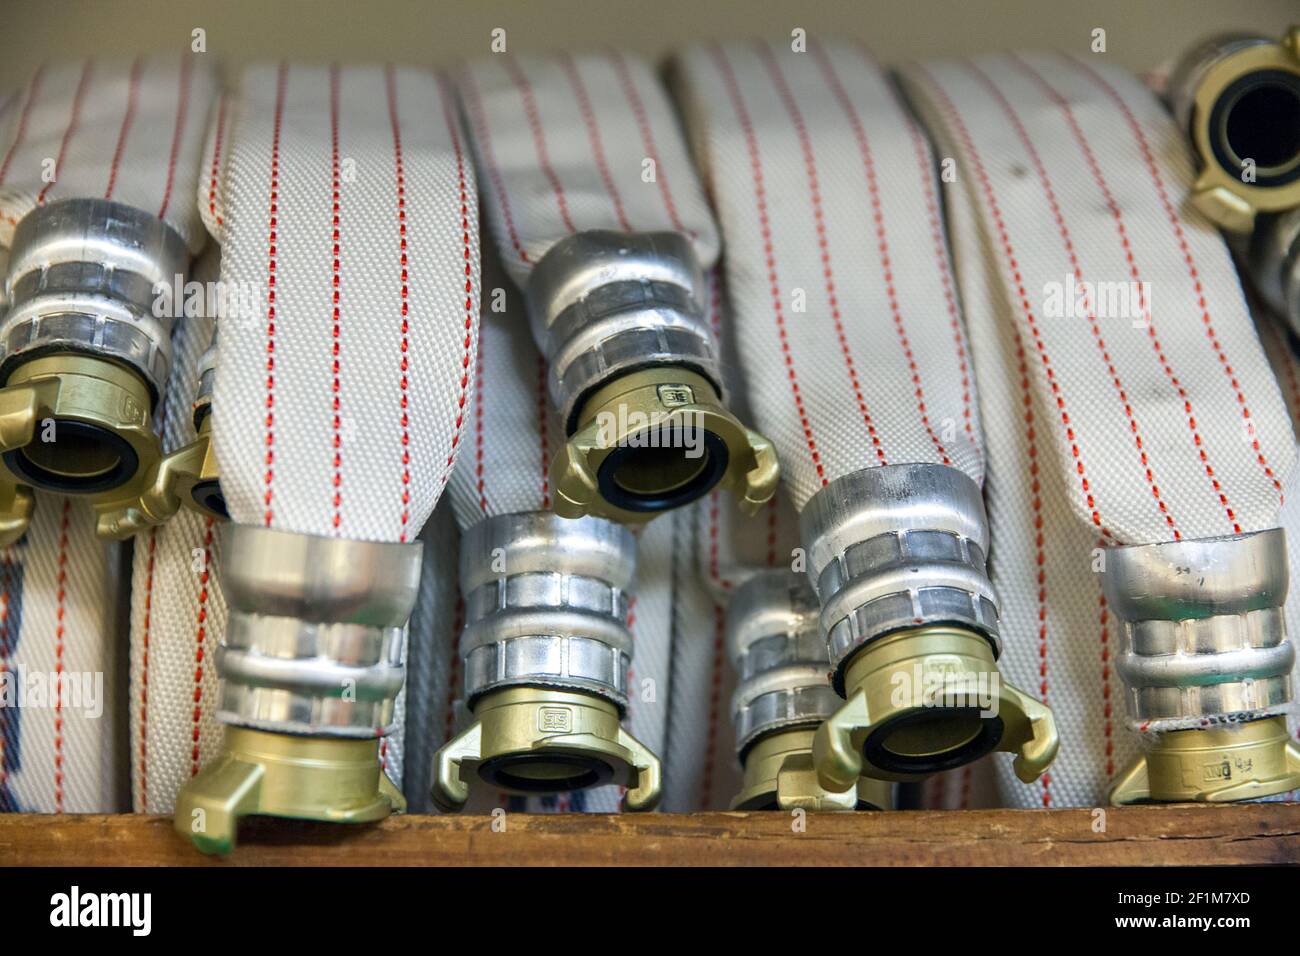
[
  {"xmin": 728, "ymin": 569, "xmax": 893, "ymax": 811},
  {"xmin": 175, "ymin": 525, "xmax": 420, "ymax": 853},
  {"xmin": 804, "ymin": 464, "xmax": 1058, "ymax": 788},
  {"xmin": 0, "ymin": 198, "xmax": 188, "ymax": 540},
  {"xmin": 98, "ymin": 330, "xmax": 225, "ymax": 538},
  {"xmin": 1168, "ymin": 26, "xmax": 1300, "ymax": 232},
  {"xmin": 526, "ymin": 231, "xmax": 778, "ymax": 525},
  {"xmin": 1098, "ymin": 528, "xmax": 1300, "ymax": 804},
  {"xmin": 433, "ymin": 511, "xmax": 661, "ymax": 811}
]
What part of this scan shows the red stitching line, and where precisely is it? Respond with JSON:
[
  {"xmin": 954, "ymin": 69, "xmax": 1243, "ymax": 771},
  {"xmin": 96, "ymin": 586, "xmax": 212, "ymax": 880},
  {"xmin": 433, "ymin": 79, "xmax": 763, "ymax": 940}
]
[
  {"xmin": 536, "ymin": 352, "xmax": 551, "ymax": 510},
  {"xmin": 1066, "ymin": 53, "xmax": 1284, "ymax": 501},
  {"xmin": 136, "ymin": 529, "xmax": 158, "ymax": 811},
  {"xmin": 560, "ymin": 53, "xmax": 630, "ymax": 231},
  {"xmin": 435, "ymin": 75, "xmax": 476, "ymax": 491},
  {"xmin": 0, "ymin": 63, "xmax": 45, "ymax": 188},
  {"xmin": 503, "ymin": 56, "xmax": 575, "ymax": 232},
  {"xmin": 329, "ymin": 66, "xmax": 344, "ymax": 533},
  {"xmin": 698, "ymin": 601, "xmax": 726, "ymax": 809},
  {"xmin": 385, "ymin": 66, "xmax": 415, "ymax": 541},
  {"xmin": 913, "ymin": 64, "xmax": 1117, "ymax": 540},
  {"xmin": 190, "ymin": 518, "xmax": 215, "ymax": 776},
  {"xmin": 474, "ymin": 331, "xmax": 487, "ymax": 514},
  {"xmin": 607, "ymin": 49, "xmax": 688, "ymax": 234},
  {"xmin": 707, "ymin": 489, "xmax": 728, "ymax": 590},
  {"xmin": 262, "ymin": 62, "xmax": 288, "ymax": 528},
  {"xmin": 1007, "ymin": 54, "xmax": 1240, "ymax": 532},
  {"xmin": 813, "ymin": 42, "xmax": 952, "ymax": 464},
  {"xmin": 710, "ymin": 43, "xmax": 825, "ymax": 484},
  {"xmin": 52, "ymin": 498, "xmax": 70, "ymax": 813},
  {"xmin": 157, "ymin": 53, "xmax": 193, "ymax": 220},
  {"xmin": 1097, "ymin": 567, "xmax": 1115, "ymax": 778},
  {"xmin": 963, "ymin": 60, "xmax": 1181, "ymax": 538},
  {"xmin": 206, "ymin": 92, "xmax": 228, "ymax": 228},
  {"xmin": 104, "ymin": 56, "xmax": 143, "ymax": 200},
  {"xmin": 459, "ymin": 69, "xmax": 530, "ymax": 265},
  {"xmin": 759, "ymin": 42, "xmax": 887, "ymax": 465},
  {"xmin": 38, "ymin": 59, "xmax": 93, "ymax": 206}
]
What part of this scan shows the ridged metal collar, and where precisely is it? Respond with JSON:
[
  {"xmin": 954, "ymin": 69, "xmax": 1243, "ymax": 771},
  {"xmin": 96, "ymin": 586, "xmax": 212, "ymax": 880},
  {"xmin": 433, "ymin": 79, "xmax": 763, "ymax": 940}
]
[
  {"xmin": 1097, "ymin": 527, "xmax": 1294, "ymax": 731},
  {"xmin": 1, "ymin": 198, "xmax": 189, "ymax": 401},
  {"xmin": 217, "ymin": 525, "xmax": 423, "ymax": 738},
  {"xmin": 727, "ymin": 569, "xmax": 839, "ymax": 756},
  {"xmin": 798, "ymin": 463, "xmax": 1001, "ymax": 676},
  {"xmin": 524, "ymin": 230, "xmax": 723, "ymax": 431},
  {"xmin": 459, "ymin": 510, "xmax": 637, "ymax": 707}
]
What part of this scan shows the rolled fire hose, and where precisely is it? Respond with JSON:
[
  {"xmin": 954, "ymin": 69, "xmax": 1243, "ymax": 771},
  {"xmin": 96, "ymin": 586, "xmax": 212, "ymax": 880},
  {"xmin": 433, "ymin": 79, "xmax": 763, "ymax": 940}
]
[
  {"xmin": 458, "ymin": 51, "xmax": 777, "ymax": 526},
  {"xmin": 173, "ymin": 63, "xmax": 480, "ymax": 852},
  {"xmin": 902, "ymin": 51, "xmax": 1300, "ymax": 805},
  {"xmin": 674, "ymin": 40, "xmax": 1058, "ymax": 792},
  {"xmin": 127, "ymin": 244, "xmax": 227, "ymax": 813},
  {"xmin": 0, "ymin": 56, "xmax": 217, "ymax": 543},
  {"xmin": 432, "ymin": 249, "xmax": 660, "ymax": 812}
]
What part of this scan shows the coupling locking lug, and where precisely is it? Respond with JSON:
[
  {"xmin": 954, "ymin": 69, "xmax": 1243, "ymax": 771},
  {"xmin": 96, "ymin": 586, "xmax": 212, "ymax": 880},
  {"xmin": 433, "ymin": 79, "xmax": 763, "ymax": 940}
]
[
  {"xmin": 527, "ymin": 230, "xmax": 778, "ymax": 524},
  {"xmin": 801, "ymin": 464, "xmax": 1058, "ymax": 785},
  {"xmin": 175, "ymin": 525, "xmax": 421, "ymax": 852}
]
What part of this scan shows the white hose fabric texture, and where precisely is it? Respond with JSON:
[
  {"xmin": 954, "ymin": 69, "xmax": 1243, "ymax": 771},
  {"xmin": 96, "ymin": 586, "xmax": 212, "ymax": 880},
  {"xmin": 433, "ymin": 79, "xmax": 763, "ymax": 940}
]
[
  {"xmin": 459, "ymin": 50, "xmax": 720, "ymax": 289},
  {"xmin": 0, "ymin": 495, "xmax": 128, "ymax": 812},
  {"xmin": 213, "ymin": 62, "xmax": 479, "ymax": 543},
  {"xmin": 674, "ymin": 40, "xmax": 984, "ymax": 509},
  {"xmin": 0, "ymin": 55, "xmax": 217, "ymax": 252},
  {"xmin": 128, "ymin": 286, "xmax": 226, "ymax": 813},
  {"xmin": 901, "ymin": 52, "xmax": 1297, "ymax": 806}
]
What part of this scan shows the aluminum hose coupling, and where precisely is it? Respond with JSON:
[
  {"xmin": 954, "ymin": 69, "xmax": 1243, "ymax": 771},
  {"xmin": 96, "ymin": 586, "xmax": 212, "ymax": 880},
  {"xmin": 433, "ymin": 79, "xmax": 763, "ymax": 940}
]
[
  {"xmin": 803, "ymin": 463, "xmax": 1058, "ymax": 788},
  {"xmin": 728, "ymin": 570, "xmax": 893, "ymax": 812},
  {"xmin": 1098, "ymin": 528, "xmax": 1300, "ymax": 804},
  {"xmin": 1168, "ymin": 26, "xmax": 1300, "ymax": 232},
  {"xmin": 0, "ymin": 198, "xmax": 187, "ymax": 543},
  {"xmin": 1240, "ymin": 205, "xmax": 1300, "ymax": 337},
  {"xmin": 526, "ymin": 230, "xmax": 778, "ymax": 526},
  {"xmin": 433, "ymin": 510, "xmax": 661, "ymax": 811},
  {"xmin": 98, "ymin": 330, "xmax": 226, "ymax": 538},
  {"xmin": 174, "ymin": 525, "xmax": 421, "ymax": 854}
]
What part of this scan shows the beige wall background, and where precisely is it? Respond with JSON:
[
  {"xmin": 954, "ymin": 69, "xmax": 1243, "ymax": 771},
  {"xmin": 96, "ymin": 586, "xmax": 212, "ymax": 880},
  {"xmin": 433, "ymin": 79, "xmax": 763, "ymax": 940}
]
[{"xmin": 0, "ymin": 0, "xmax": 1295, "ymax": 87}]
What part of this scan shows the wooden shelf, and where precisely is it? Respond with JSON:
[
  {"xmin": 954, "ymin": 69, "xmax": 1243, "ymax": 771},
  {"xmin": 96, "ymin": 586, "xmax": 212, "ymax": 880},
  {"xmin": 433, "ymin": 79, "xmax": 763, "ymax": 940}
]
[{"xmin": 3, "ymin": 804, "xmax": 1299, "ymax": 865}]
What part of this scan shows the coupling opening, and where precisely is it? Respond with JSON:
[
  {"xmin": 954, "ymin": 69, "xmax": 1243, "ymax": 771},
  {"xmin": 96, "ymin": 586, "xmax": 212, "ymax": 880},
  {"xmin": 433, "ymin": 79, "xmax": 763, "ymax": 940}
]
[
  {"xmin": 190, "ymin": 479, "xmax": 228, "ymax": 519},
  {"xmin": 4, "ymin": 419, "xmax": 139, "ymax": 493},
  {"xmin": 862, "ymin": 707, "xmax": 1003, "ymax": 776},
  {"xmin": 595, "ymin": 428, "xmax": 729, "ymax": 513},
  {"xmin": 1212, "ymin": 71, "xmax": 1300, "ymax": 184},
  {"xmin": 479, "ymin": 752, "xmax": 615, "ymax": 793}
]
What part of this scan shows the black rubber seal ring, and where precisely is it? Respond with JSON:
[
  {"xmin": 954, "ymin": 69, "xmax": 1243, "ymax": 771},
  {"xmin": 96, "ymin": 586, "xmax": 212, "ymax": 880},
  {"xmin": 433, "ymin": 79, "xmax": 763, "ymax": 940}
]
[
  {"xmin": 861, "ymin": 707, "xmax": 1005, "ymax": 777},
  {"xmin": 595, "ymin": 429, "xmax": 729, "ymax": 513},
  {"xmin": 478, "ymin": 753, "xmax": 615, "ymax": 794},
  {"xmin": 4, "ymin": 419, "xmax": 139, "ymax": 494},
  {"xmin": 1208, "ymin": 69, "xmax": 1300, "ymax": 188},
  {"xmin": 190, "ymin": 480, "xmax": 228, "ymax": 519}
]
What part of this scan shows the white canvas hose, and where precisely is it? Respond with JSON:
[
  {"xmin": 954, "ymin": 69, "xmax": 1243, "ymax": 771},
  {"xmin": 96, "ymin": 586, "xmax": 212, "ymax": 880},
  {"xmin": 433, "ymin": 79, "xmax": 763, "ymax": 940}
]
[
  {"xmin": 459, "ymin": 51, "xmax": 777, "ymax": 527},
  {"xmin": 0, "ymin": 56, "xmax": 214, "ymax": 815},
  {"xmin": 174, "ymin": 62, "xmax": 479, "ymax": 853},
  {"xmin": 902, "ymin": 51, "xmax": 1300, "ymax": 805},
  {"xmin": 674, "ymin": 39, "xmax": 1056, "ymax": 795},
  {"xmin": 434, "ymin": 247, "xmax": 660, "ymax": 813}
]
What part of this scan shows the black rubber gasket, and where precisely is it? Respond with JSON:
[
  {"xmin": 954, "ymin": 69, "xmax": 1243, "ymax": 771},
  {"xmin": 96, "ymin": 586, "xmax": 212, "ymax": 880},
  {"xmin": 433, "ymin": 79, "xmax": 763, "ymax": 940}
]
[
  {"xmin": 861, "ymin": 707, "xmax": 1005, "ymax": 777},
  {"xmin": 595, "ymin": 429, "xmax": 729, "ymax": 513},
  {"xmin": 478, "ymin": 753, "xmax": 615, "ymax": 794},
  {"xmin": 190, "ymin": 480, "xmax": 228, "ymax": 519},
  {"xmin": 4, "ymin": 419, "xmax": 138, "ymax": 494}
]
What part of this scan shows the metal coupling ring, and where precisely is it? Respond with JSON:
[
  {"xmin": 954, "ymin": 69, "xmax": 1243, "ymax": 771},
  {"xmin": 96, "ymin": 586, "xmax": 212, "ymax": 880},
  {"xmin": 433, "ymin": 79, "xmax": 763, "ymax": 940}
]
[
  {"xmin": 1167, "ymin": 26, "xmax": 1300, "ymax": 231},
  {"xmin": 526, "ymin": 230, "xmax": 778, "ymax": 524},
  {"xmin": 433, "ymin": 510, "xmax": 661, "ymax": 811},
  {"xmin": 801, "ymin": 463, "xmax": 1057, "ymax": 786}
]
